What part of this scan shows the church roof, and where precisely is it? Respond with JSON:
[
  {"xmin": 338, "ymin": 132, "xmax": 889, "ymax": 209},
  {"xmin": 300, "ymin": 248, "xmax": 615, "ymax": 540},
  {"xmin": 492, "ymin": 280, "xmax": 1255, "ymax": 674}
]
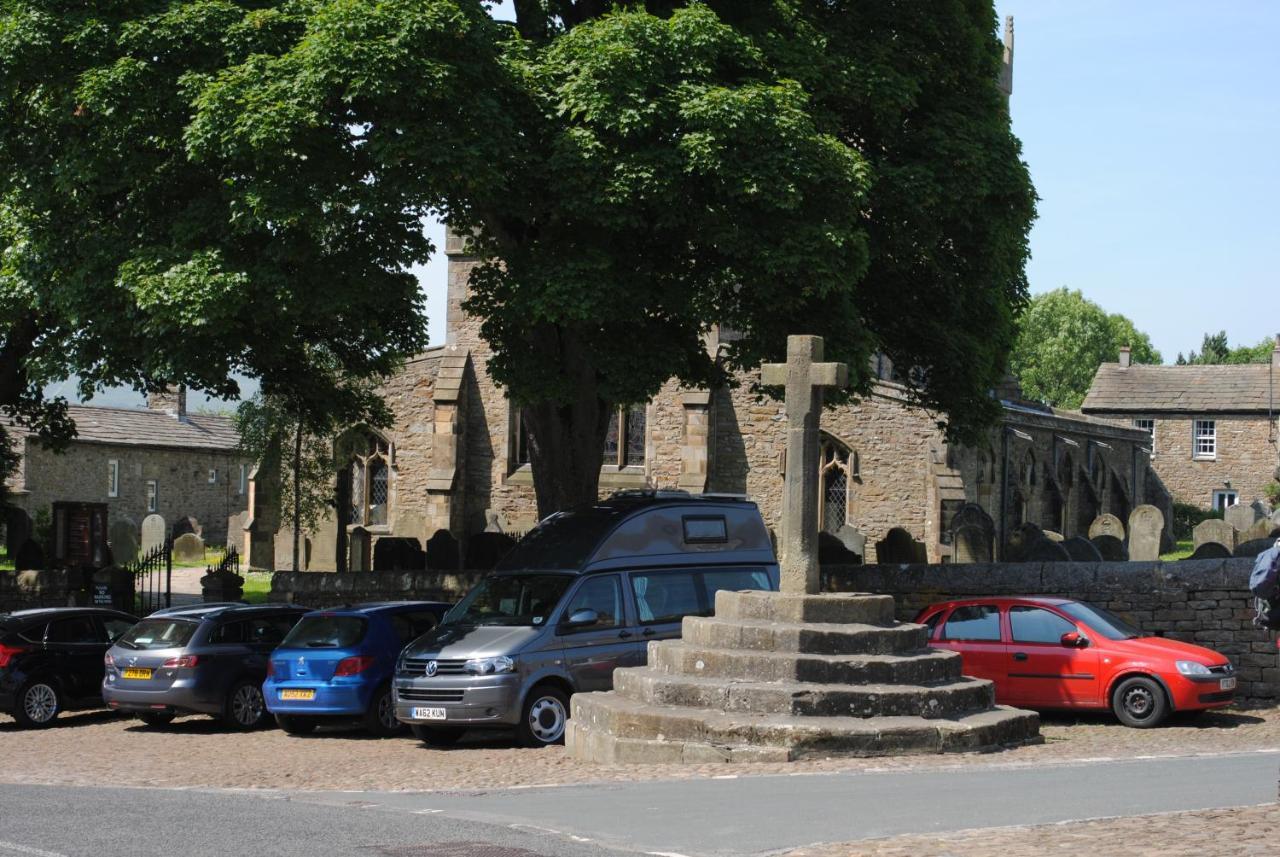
[
  {"xmin": 3, "ymin": 405, "xmax": 240, "ymax": 452},
  {"xmin": 1081, "ymin": 363, "xmax": 1277, "ymax": 415}
]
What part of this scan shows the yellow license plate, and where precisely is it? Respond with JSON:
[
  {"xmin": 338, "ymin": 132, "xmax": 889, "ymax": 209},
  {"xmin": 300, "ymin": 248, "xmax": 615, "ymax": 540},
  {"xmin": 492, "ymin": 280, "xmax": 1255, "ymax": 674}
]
[
  {"xmin": 122, "ymin": 668, "xmax": 153, "ymax": 680},
  {"xmin": 280, "ymin": 689, "xmax": 316, "ymax": 701}
]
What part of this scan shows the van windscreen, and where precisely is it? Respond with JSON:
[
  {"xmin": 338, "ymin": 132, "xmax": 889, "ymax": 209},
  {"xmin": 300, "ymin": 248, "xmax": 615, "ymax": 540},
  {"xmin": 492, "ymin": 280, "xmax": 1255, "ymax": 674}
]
[{"xmin": 443, "ymin": 575, "xmax": 575, "ymax": 627}]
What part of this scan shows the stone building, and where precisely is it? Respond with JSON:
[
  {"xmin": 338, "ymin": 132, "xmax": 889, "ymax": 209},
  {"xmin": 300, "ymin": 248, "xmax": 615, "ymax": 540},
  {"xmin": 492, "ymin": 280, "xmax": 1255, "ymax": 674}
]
[
  {"xmin": 255, "ymin": 231, "xmax": 1167, "ymax": 572},
  {"xmin": 1082, "ymin": 343, "xmax": 1280, "ymax": 511},
  {"xmin": 3, "ymin": 389, "xmax": 249, "ymax": 564}
]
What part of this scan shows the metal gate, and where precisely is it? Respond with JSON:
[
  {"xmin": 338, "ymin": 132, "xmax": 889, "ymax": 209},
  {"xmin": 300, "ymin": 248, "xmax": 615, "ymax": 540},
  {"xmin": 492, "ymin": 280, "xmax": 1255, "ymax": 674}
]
[{"xmin": 129, "ymin": 538, "xmax": 172, "ymax": 615}]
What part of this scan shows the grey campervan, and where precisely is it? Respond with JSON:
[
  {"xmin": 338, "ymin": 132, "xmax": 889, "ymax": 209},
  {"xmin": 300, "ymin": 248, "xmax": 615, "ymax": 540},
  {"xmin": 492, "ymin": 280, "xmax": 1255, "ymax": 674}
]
[{"xmin": 394, "ymin": 492, "xmax": 779, "ymax": 747}]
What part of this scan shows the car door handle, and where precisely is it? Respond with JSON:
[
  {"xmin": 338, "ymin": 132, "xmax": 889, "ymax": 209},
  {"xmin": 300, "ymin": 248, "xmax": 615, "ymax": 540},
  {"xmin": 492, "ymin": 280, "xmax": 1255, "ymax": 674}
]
[
  {"xmin": 642, "ymin": 628, "xmax": 656, "ymax": 637},
  {"xmin": 618, "ymin": 631, "xmax": 633, "ymax": 639},
  {"xmin": 1013, "ymin": 652, "xmax": 1028, "ymax": 661}
]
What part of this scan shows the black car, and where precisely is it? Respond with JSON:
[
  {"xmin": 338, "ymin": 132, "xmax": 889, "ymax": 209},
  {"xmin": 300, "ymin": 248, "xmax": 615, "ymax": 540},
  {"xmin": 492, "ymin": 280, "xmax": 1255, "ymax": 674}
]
[
  {"xmin": 1, "ymin": 607, "xmax": 139, "ymax": 728},
  {"xmin": 103, "ymin": 603, "xmax": 307, "ymax": 729}
]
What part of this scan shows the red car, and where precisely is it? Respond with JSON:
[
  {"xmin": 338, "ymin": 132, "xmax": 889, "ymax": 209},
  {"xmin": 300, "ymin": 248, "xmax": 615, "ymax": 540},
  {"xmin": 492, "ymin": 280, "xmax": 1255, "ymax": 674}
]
[{"xmin": 915, "ymin": 597, "xmax": 1236, "ymax": 728}]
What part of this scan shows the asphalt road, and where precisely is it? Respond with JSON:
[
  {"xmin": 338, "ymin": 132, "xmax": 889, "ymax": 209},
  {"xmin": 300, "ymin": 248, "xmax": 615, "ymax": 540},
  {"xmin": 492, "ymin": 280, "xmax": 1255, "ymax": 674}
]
[{"xmin": 1, "ymin": 751, "xmax": 1275, "ymax": 857}]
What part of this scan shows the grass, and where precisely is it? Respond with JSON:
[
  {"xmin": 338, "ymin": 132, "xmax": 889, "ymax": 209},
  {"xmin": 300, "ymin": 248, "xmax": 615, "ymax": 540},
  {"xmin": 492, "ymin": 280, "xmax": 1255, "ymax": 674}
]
[
  {"xmin": 240, "ymin": 572, "xmax": 272, "ymax": 604},
  {"xmin": 1160, "ymin": 539, "xmax": 1195, "ymax": 561},
  {"xmin": 172, "ymin": 546, "xmax": 230, "ymax": 570},
  {"xmin": 0, "ymin": 549, "xmax": 13, "ymax": 572}
]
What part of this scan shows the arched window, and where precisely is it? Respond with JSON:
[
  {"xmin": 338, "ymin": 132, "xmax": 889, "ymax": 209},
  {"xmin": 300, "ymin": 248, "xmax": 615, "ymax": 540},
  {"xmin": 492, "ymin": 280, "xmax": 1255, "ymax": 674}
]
[
  {"xmin": 344, "ymin": 431, "xmax": 392, "ymax": 527},
  {"xmin": 603, "ymin": 404, "xmax": 647, "ymax": 467},
  {"xmin": 819, "ymin": 433, "xmax": 856, "ymax": 534}
]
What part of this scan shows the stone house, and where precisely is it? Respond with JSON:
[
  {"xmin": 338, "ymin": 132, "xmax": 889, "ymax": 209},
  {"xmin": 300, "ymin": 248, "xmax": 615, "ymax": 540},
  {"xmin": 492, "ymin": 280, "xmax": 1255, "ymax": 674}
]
[
  {"xmin": 1081, "ymin": 343, "xmax": 1280, "ymax": 512},
  {"xmin": 3, "ymin": 389, "xmax": 250, "ymax": 564},
  {"xmin": 252, "ymin": 232, "xmax": 1167, "ymax": 572}
]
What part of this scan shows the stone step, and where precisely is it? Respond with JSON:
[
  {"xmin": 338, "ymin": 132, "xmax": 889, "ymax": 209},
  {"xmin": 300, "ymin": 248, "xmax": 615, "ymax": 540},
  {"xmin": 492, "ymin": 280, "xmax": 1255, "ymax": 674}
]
[
  {"xmin": 713, "ymin": 590, "xmax": 896, "ymax": 626},
  {"xmin": 683, "ymin": 615, "xmax": 928, "ymax": 656},
  {"xmin": 566, "ymin": 693, "xmax": 1041, "ymax": 763},
  {"xmin": 649, "ymin": 641, "xmax": 964, "ymax": 686},
  {"xmin": 612, "ymin": 668, "xmax": 994, "ymax": 720}
]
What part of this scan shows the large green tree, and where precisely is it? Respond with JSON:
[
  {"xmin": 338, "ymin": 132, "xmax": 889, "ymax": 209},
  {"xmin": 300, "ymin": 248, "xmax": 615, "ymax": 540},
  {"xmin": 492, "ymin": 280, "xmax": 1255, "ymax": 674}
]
[{"xmin": 1010, "ymin": 288, "xmax": 1161, "ymax": 409}]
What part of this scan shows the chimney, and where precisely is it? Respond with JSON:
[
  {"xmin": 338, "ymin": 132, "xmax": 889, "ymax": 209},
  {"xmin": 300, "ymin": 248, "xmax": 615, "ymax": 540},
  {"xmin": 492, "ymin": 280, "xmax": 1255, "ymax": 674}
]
[
  {"xmin": 1118, "ymin": 346, "xmax": 1132, "ymax": 369},
  {"xmin": 147, "ymin": 385, "xmax": 187, "ymax": 421}
]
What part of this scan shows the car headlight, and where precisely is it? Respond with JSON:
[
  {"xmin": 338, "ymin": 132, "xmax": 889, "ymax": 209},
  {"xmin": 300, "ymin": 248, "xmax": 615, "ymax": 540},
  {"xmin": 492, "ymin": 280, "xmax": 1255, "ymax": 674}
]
[
  {"xmin": 1176, "ymin": 660, "xmax": 1211, "ymax": 677},
  {"xmin": 464, "ymin": 656, "xmax": 515, "ymax": 676}
]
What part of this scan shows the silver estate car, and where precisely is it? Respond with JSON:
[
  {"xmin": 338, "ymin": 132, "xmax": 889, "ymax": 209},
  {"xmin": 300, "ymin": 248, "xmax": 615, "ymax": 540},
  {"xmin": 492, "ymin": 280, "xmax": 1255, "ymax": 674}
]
[{"xmin": 395, "ymin": 491, "xmax": 779, "ymax": 747}]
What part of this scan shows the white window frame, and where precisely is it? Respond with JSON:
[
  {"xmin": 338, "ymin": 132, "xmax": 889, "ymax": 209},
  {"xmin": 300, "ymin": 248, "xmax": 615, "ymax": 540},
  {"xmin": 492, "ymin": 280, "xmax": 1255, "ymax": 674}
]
[
  {"xmin": 238, "ymin": 463, "xmax": 249, "ymax": 495},
  {"xmin": 145, "ymin": 480, "xmax": 158, "ymax": 513},
  {"xmin": 1132, "ymin": 418, "xmax": 1155, "ymax": 454},
  {"xmin": 107, "ymin": 460, "xmax": 119, "ymax": 498},
  {"xmin": 207, "ymin": 468, "xmax": 217, "ymax": 484},
  {"xmin": 1212, "ymin": 490, "xmax": 1238, "ymax": 512},
  {"xmin": 1192, "ymin": 419, "xmax": 1216, "ymax": 460}
]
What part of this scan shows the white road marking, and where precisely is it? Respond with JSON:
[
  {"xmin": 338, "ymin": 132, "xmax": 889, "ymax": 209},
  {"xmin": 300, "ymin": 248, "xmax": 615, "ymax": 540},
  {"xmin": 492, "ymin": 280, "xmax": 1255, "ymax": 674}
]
[{"xmin": 0, "ymin": 841, "xmax": 68, "ymax": 857}]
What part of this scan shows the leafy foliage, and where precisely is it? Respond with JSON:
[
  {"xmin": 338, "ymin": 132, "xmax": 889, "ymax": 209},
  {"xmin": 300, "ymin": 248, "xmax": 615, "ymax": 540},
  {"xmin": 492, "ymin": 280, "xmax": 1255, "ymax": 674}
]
[
  {"xmin": 1176, "ymin": 331, "xmax": 1275, "ymax": 365},
  {"xmin": 235, "ymin": 394, "xmax": 336, "ymax": 536},
  {"xmin": 1010, "ymin": 288, "xmax": 1161, "ymax": 409}
]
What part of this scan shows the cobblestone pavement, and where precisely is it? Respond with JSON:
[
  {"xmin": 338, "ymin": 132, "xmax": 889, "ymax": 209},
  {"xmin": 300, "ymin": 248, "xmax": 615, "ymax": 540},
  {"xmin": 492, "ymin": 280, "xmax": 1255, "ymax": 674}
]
[
  {"xmin": 1, "ymin": 704, "xmax": 1277, "ymax": 792},
  {"xmin": 786, "ymin": 803, "xmax": 1279, "ymax": 857}
]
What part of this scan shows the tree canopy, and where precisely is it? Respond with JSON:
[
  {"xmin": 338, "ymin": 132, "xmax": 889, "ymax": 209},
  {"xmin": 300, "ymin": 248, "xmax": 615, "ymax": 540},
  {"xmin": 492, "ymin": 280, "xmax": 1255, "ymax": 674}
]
[
  {"xmin": 1010, "ymin": 288, "xmax": 1161, "ymax": 409},
  {"xmin": 1176, "ymin": 331, "xmax": 1275, "ymax": 365}
]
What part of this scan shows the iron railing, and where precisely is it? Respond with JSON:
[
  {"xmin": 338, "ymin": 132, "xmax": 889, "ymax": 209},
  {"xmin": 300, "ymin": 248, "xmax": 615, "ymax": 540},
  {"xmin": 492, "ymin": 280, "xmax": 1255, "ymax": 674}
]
[{"xmin": 129, "ymin": 538, "xmax": 172, "ymax": 615}]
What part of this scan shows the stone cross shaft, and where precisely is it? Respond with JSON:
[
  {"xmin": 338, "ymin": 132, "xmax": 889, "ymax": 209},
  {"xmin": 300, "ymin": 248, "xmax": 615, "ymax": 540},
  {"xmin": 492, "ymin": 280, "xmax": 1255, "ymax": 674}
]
[{"xmin": 762, "ymin": 335, "xmax": 849, "ymax": 594}]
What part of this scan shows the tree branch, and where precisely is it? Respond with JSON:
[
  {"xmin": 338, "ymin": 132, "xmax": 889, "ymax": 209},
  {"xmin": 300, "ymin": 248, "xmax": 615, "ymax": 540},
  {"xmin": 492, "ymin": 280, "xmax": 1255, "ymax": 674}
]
[
  {"xmin": 0, "ymin": 312, "xmax": 40, "ymax": 411},
  {"xmin": 513, "ymin": 0, "xmax": 550, "ymax": 41}
]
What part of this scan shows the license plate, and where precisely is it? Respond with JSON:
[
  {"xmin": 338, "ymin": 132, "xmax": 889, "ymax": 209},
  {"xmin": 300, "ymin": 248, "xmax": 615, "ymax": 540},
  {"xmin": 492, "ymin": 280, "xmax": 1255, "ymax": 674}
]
[
  {"xmin": 411, "ymin": 707, "xmax": 447, "ymax": 721},
  {"xmin": 122, "ymin": 668, "xmax": 152, "ymax": 680},
  {"xmin": 280, "ymin": 689, "xmax": 316, "ymax": 701},
  {"xmin": 1220, "ymin": 677, "xmax": 1236, "ymax": 691}
]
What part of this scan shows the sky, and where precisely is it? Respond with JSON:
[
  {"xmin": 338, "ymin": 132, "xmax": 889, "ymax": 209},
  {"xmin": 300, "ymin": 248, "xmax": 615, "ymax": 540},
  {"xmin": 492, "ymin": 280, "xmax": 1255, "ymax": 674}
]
[{"xmin": 62, "ymin": 1, "xmax": 1280, "ymax": 410}]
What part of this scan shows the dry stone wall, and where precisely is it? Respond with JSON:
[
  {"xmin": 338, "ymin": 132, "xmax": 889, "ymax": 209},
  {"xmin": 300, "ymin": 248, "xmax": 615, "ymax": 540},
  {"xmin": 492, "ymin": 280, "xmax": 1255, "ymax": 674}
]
[
  {"xmin": 824, "ymin": 558, "xmax": 1277, "ymax": 700},
  {"xmin": 269, "ymin": 570, "xmax": 487, "ymax": 608}
]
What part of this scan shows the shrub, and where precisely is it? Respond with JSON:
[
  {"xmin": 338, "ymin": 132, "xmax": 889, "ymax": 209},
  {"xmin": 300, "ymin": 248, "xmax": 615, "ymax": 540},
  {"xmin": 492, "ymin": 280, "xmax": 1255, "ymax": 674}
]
[{"xmin": 1170, "ymin": 502, "xmax": 1220, "ymax": 541}]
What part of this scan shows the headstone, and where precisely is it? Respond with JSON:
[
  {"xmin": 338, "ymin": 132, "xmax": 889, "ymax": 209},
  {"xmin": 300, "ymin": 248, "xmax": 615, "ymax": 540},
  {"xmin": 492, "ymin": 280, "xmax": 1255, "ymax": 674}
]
[
  {"xmin": 4, "ymin": 509, "xmax": 33, "ymax": 555},
  {"xmin": 1004, "ymin": 522, "xmax": 1047, "ymax": 563},
  {"xmin": 761, "ymin": 335, "xmax": 850, "ymax": 593},
  {"xmin": 1062, "ymin": 536, "xmax": 1103, "ymax": 562},
  {"xmin": 108, "ymin": 518, "xmax": 139, "ymax": 565},
  {"xmin": 465, "ymin": 531, "xmax": 517, "ymax": 571},
  {"xmin": 1090, "ymin": 534, "xmax": 1129, "ymax": 561},
  {"xmin": 874, "ymin": 527, "xmax": 927, "ymax": 565},
  {"xmin": 949, "ymin": 504, "xmax": 995, "ymax": 564},
  {"xmin": 373, "ymin": 537, "xmax": 426, "ymax": 572},
  {"xmin": 833, "ymin": 524, "xmax": 866, "ymax": 561},
  {"xmin": 1187, "ymin": 542, "xmax": 1232, "ymax": 560},
  {"xmin": 1087, "ymin": 513, "xmax": 1125, "ymax": 541},
  {"xmin": 1224, "ymin": 502, "xmax": 1264, "ymax": 533},
  {"xmin": 172, "ymin": 532, "xmax": 205, "ymax": 564},
  {"xmin": 483, "ymin": 509, "xmax": 504, "ymax": 533},
  {"xmin": 349, "ymin": 527, "xmax": 370, "ymax": 572},
  {"xmin": 425, "ymin": 529, "xmax": 460, "ymax": 571},
  {"xmin": 1025, "ymin": 538, "xmax": 1071, "ymax": 562},
  {"xmin": 140, "ymin": 514, "xmax": 167, "ymax": 555},
  {"xmin": 818, "ymin": 531, "xmax": 862, "ymax": 565},
  {"xmin": 226, "ymin": 511, "xmax": 248, "ymax": 546},
  {"xmin": 1235, "ymin": 538, "xmax": 1279, "ymax": 559},
  {"xmin": 1127, "ymin": 505, "xmax": 1164, "ymax": 561},
  {"xmin": 14, "ymin": 539, "xmax": 44, "ymax": 571},
  {"xmin": 171, "ymin": 515, "xmax": 202, "ymax": 540},
  {"xmin": 1193, "ymin": 518, "xmax": 1237, "ymax": 551},
  {"xmin": 1241, "ymin": 518, "xmax": 1275, "ymax": 544},
  {"xmin": 1042, "ymin": 530, "xmax": 1064, "ymax": 542}
]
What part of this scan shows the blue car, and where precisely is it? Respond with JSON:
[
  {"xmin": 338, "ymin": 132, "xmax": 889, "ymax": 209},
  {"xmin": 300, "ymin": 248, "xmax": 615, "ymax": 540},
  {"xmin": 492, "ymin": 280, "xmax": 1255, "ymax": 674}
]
[{"xmin": 264, "ymin": 602, "xmax": 449, "ymax": 737}]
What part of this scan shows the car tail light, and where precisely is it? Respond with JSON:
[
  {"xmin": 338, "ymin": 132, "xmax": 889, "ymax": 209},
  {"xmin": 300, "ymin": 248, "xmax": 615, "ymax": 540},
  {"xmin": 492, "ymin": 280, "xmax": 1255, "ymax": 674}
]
[
  {"xmin": 266, "ymin": 661, "xmax": 275, "ymax": 677},
  {"xmin": 0, "ymin": 643, "xmax": 25, "ymax": 668},
  {"xmin": 334, "ymin": 656, "xmax": 374, "ymax": 676},
  {"xmin": 161, "ymin": 655, "xmax": 199, "ymax": 669}
]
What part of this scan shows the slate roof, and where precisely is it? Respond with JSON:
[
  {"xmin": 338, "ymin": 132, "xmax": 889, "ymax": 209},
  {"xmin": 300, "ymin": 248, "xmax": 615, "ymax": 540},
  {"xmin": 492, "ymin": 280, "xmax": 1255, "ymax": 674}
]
[
  {"xmin": 1081, "ymin": 363, "xmax": 1278, "ymax": 414},
  {"xmin": 3, "ymin": 405, "xmax": 240, "ymax": 451}
]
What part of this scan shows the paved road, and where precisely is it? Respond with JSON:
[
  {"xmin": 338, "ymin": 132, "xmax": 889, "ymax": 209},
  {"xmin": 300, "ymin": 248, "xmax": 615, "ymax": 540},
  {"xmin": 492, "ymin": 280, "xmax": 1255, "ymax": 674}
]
[{"xmin": 0, "ymin": 751, "xmax": 1275, "ymax": 857}]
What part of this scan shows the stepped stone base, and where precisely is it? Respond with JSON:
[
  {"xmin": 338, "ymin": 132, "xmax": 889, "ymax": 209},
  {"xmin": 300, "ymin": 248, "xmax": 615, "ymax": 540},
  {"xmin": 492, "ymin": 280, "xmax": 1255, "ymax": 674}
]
[{"xmin": 566, "ymin": 591, "xmax": 1041, "ymax": 764}]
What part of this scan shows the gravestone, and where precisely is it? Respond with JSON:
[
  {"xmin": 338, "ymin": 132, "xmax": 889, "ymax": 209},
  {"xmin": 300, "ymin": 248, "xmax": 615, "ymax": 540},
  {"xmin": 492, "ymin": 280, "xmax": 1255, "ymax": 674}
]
[
  {"xmin": 1087, "ymin": 513, "xmax": 1125, "ymax": 542},
  {"xmin": 1091, "ymin": 534, "xmax": 1129, "ymax": 561},
  {"xmin": 466, "ymin": 531, "xmax": 517, "ymax": 571},
  {"xmin": 171, "ymin": 515, "xmax": 203, "ymax": 539},
  {"xmin": 108, "ymin": 518, "xmax": 139, "ymax": 565},
  {"xmin": 1005, "ymin": 522, "xmax": 1048, "ymax": 563},
  {"xmin": 1026, "ymin": 538, "xmax": 1071, "ymax": 562},
  {"xmin": 1224, "ymin": 502, "xmax": 1264, "ymax": 533},
  {"xmin": 1062, "ymin": 537, "xmax": 1103, "ymax": 562},
  {"xmin": 1235, "ymin": 538, "xmax": 1278, "ymax": 559},
  {"xmin": 1241, "ymin": 518, "xmax": 1275, "ymax": 544},
  {"xmin": 874, "ymin": 527, "xmax": 927, "ymax": 565},
  {"xmin": 226, "ymin": 511, "xmax": 248, "ymax": 547},
  {"xmin": 1127, "ymin": 505, "xmax": 1164, "ymax": 561},
  {"xmin": 949, "ymin": 504, "xmax": 995, "ymax": 564},
  {"xmin": 4, "ymin": 508, "xmax": 32, "ymax": 555},
  {"xmin": 1042, "ymin": 530, "xmax": 1064, "ymax": 543},
  {"xmin": 1193, "ymin": 518, "xmax": 1237, "ymax": 551},
  {"xmin": 832, "ymin": 525, "xmax": 866, "ymax": 562},
  {"xmin": 373, "ymin": 537, "xmax": 426, "ymax": 572},
  {"xmin": 349, "ymin": 527, "xmax": 370, "ymax": 572},
  {"xmin": 140, "ymin": 514, "xmax": 167, "ymax": 555},
  {"xmin": 172, "ymin": 533, "xmax": 205, "ymax": 564},
  {"xmin": 1188, "ymin": 542, "xmax": 1233, "ymax": 560},
  {"xmin": 14, "ymin": 539, "xmax": 44, "ymax": 571},
  {"xmin": 425, "ymin": 529, "xmax": 460, "ymax": 571}
]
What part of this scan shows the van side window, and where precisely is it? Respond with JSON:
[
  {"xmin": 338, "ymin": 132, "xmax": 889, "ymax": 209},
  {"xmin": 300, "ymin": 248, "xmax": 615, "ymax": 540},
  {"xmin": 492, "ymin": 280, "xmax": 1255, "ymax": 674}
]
[
  {"xmin": 632, "ymin": 571, "xmax": 705, "ymax": 624},
  {"xmin": 564, "ymin": 576, "xmax": 623, "ymax": 628},
  {"xmin": 683, "ymin": 516, "xmax": 727, "ymax": 543},
  {"xmin": 702, "ymin": 569, "xmax": 771, "ymax": 601}
]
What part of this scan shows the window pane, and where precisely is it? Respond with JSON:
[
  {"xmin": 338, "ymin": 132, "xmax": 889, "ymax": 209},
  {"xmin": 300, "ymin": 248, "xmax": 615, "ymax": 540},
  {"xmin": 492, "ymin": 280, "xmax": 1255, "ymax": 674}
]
[
  {"xmin": 120, "ymin": 619, "xmax": 198, "ymax": 650},
  {"xmin": 1009, "ymin": 606, "xmax": 1077, "ymax": 644},
  {"xmin": 284, "ymin": 616, "xmax": 368, "ymax": 648},
  {"xmin": 632, "ymin": 571, "xmax": 705, "ymax": 624},
  {"xmin": 210, "ymin": 621, "xmax": 246, "ymax": 645},
  {"xmin": 350, "ymin": 463, "xmax": 365, "ymax": 525},
  {"xmin": 46, "ymin": 617, "xmax": 103, "ymax": 644},
  {"xmin": 942, "ymin": 605, "xmax": 1002, "ymax": 641},
  {"xmin": 701, "ymin": 569, "xmax": 771, "ymax": 603},
  {"xmin": 602, "ymin": 410, "xmax": 620, "ymax": 464},
  {"xmin": 369, "ymin": 459, "xmax": 388, "ymax": 526},
  {"xmin": 683, "ymin": 516, "xmax": 727, "ymax": 543},
  {"xmin": 565, "ymin": 575, "xmax": 623, "ymax": 628},
  {"xmin": 625, "ymin": 405, "xmax": 646, "ymax": 466},
  {"xmin": 103, "ymin": 618, "xmax": 134, "ymax": 642}
]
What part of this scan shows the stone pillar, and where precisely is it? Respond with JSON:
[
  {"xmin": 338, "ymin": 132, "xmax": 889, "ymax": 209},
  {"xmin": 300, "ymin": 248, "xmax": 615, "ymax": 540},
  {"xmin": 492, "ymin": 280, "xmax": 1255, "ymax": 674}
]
[
  {"xmin": 677, "ymin": 391, "xmax": 712, "ymax": 493},
  {"xmin": 426, "ymin": 348, "xmax": 469, "ymax": 537}
]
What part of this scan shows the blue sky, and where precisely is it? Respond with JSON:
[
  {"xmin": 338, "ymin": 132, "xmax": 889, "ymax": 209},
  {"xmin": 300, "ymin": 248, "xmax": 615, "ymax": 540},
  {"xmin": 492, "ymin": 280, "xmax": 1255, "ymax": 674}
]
[{"xmin": 65, "ymin": 2, "xmax": 1279, "ymax": 409}]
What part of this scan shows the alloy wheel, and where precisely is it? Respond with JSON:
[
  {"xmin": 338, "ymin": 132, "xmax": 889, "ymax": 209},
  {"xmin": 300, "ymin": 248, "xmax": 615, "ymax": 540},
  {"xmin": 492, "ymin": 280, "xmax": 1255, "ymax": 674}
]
[
  {"xmin": 23, "ymin": 684, "xmax": 58, "ymax": 725},
  {"xmin": 232, "ymin": 685, "xmax": 264, "ymax": 727},
  {"xmin": 377, "ymin": 691, "xmax": 399, "ymax": 731},
  {"xmin": 527, "ymin": 695, "xmax": 567, "ymax": 744}
]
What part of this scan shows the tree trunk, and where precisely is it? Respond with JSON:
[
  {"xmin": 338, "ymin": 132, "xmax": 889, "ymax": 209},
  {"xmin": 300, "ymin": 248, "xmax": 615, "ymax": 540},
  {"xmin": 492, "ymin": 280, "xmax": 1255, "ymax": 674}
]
[
  {"xmin": 523, "ymin": 395, "xmax": 612, "ymax": 520},
  {"xmin": 292, "ymin": 412, "xmax": 302, "ymax": 572}
]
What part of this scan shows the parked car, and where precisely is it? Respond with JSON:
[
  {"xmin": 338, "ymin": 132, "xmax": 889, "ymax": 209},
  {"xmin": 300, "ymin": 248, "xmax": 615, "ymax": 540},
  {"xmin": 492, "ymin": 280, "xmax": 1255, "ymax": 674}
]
[
  {"xmin": 102, "ymin": 604, "xmax": 307, "ymax": 730},
  {"xmin": 1, "ymin": 607, "xmax": 138, "ymax": 728},
  {"xmin": 915, "ymin": 597, "xmax": 1236, "ymax": 727},
  {"xmin": 395, "ymin": 491, "xmax": 779, "ymax": 748},
  {"xmin": 264, "ymin": 601, "xmax": 451, "ymax": 737}
]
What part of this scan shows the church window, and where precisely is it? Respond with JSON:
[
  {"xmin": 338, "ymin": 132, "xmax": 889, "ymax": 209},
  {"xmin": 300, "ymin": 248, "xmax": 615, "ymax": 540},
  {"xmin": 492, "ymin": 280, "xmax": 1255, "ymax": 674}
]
[
  {"xmin": 819, "ymin": 434, "xmax": 855, "ymax": 534},
  {"xmin": 604, "ymin": 405, "xmax": 647, "ymax": 467},
  {"xmin": 346, "ymin": 432, "xmax": 392, "ymax": 527}
]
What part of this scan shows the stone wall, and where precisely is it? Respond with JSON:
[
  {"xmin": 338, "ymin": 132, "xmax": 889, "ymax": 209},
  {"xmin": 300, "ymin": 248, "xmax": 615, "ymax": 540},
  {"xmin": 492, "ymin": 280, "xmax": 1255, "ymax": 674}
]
[
  {"xmin": 0, "ymin": 569, "xmax": 77, "ymax": 611},
  {"xmin": 268, "ymin": 570, "xmax": 488, "ymax": 608},
  {"xmin": 824, "ymin": 559, "xmax": 1277, "ymax": 700},
  {"xmin": 1122, "ymin": 413, "xmax": 1277, "ymax": 510}
]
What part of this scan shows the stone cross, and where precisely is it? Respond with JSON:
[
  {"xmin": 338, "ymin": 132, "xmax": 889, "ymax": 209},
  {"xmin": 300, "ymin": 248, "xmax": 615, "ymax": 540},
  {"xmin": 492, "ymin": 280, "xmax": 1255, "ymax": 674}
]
[{"xmin": 762, "ymin": 335, "xmax": 849, "ymax": 594}]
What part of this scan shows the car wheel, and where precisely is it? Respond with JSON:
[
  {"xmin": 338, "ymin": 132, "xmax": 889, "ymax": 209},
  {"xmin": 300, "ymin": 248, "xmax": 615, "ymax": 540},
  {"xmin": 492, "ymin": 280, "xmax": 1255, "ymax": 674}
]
[
  {"xmin": 410, "ymin": 724, "xmax": 466, "ymax": 746},
  {"xmin": 13, "ymin": 679, "xmax": 61, "ymax": 729},
  {"xmin": 223, "ymin": 680, "xmax": 269, "ymax": 730},
  {"xmin": 517, "ymin": 684, "xmax": 569, "ymax": 748},
  {"xmin": 363, "ymin": 684, "xmax": 404, "ymax": 738},
  {"xmin": 275, "ymin": 714, "xmax": 318, "ymax": 735},
  {"xmin": 137, "ymin": 712, "xmax": 175, "ymax": 728},
  {"xmin": 1112, "ymin": 676, "xmax": 1169, "ymax": 728}
]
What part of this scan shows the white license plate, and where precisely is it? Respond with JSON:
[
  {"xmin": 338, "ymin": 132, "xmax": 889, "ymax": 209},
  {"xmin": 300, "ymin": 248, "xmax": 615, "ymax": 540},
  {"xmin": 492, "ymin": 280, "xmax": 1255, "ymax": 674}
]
[
  {"xmin": 411, "ymin": 706, "xmax": 447, "ymax": 720},
  {"xmin": 1220, "ymin": 677, "xmax": 1236, "ymax": 691}
]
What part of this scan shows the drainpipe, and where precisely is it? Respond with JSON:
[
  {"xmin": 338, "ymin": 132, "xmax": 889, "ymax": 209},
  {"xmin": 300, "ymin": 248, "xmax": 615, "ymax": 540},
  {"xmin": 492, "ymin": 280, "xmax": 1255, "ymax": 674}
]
[{"xmin": 999, "ymin": 427, "xmax": 1010, "ymax": 560}]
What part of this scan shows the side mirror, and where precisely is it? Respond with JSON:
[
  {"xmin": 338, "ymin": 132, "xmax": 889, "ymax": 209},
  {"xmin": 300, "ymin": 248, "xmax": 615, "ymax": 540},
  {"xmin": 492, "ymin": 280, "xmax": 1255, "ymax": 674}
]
[
  {"xmin": 1061, "ymin": 631, "xmax": 1088, "ymax": 648},
  {"xmin": 562, "ymin": 608, "xmax": 599, "ymax": 630}
]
